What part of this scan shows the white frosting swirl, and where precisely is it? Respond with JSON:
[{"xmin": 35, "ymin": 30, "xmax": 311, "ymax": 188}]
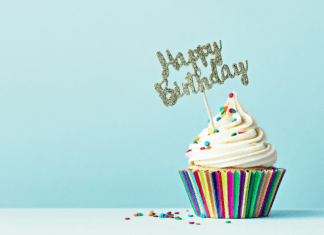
[{"xmin": 185, "ymin": 91, "xmax": 277, "ymax": 168}]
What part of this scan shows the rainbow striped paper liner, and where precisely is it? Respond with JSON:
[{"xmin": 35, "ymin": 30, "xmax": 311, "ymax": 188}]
[{"xmin": 178, "ymin": 168, "xmax": 285, "ymax": 218}]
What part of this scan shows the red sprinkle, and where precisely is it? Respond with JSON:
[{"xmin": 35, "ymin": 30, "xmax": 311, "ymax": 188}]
[
  {"xmin": 200, "ymin": 147, "xmax": 205, "ymax": 150},
  {"xmin": 229, "ymin": 93, "xmax": 234, "ymax": 98},
  {"xmin": 187, "ymin": 149, "xmax": 192, "ymax": 153},
  {"xmin": 238, "ymin": 132, "xmax": 245, "ymax": 134},
  {"xmin": 153, "ymin": 215, "xmax": 158, "ymax": 217},
  {"xmin": 229, "ymin": 108, "xmax": 233, "ymax": 113},
  {"xmin": 189, "ymin": 222, "xmax": 194, "ymax": 224},
  {"xmin": 169, "ymin": 216, "xmax": 174, "ymax": 218},
  {"xmin": 125, "ymin": 218, "xmax": 130, "ymax": 220},
  {"xmin": 196, "ymin": 223, "xmax": 200, "ymax": 225},
  {"xmin": 175, "ymin": 216, "xmax": 179, "ymax": 218},
  {"xmin": 174, "ymin": 212, "xmax": 179, "ymax": 214},
  {"xmin": 167, "ymin": 211, "xmax": 171, "ymax": 214}
]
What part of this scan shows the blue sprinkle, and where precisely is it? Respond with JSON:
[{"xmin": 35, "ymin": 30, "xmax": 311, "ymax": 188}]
[
  {"xmin": 200, "ymin": 213, "xmax": 207, "ymax": 218},
  {"xmin": 232, "ymin": 118, "xmax": 237, "ymax": 123},
  {"xmin": 216, "ymin": 117, "xmax": 221, "ymax": 122},
  {"xmin": 231, "ymin": 109, "xmax": 237, "ymax": 113},
  {"xmin": 160, "ymin": 213, "xmax": 168, "ymax": 218},
  {"xmin": 214, "ymin": 129, "xmax": 219, "ymax": 133},
  {"xmin": 204, "ymin": 141, "xmax": 210, "ymax": 147},
  {"xmin": 188, "ymin": 215, "xmax": 193, "ymax": 217},
  {"xmin": 208, "ymin": 119, "xmax": 210, "ymax": 123}
]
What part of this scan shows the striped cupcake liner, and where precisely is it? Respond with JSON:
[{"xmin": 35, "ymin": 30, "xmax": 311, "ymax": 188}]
[{"xmin": 178, "ymin": 168, "xmax": 285, "ymax": 218}]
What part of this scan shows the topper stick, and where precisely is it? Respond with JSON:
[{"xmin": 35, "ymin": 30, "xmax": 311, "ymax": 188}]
[{"xmin": 202, "ymin": 91, "xmax": 215, "ymax": 129}]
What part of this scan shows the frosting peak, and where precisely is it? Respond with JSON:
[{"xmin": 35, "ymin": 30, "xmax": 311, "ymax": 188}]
[{"xmin": 185, "ymin": 91, "xmax": 277, "ymax": 168}]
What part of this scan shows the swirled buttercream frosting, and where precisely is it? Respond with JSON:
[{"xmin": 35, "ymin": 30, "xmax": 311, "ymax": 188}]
[{"xmin": 185, "ymin": 91, "xmax": 277, "ymax": 168}]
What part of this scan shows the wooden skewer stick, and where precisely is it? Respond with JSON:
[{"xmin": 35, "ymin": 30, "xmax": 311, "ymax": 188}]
[{"xmin": 202, "ymin": 91, "xmax": 215, "ymax": 129}]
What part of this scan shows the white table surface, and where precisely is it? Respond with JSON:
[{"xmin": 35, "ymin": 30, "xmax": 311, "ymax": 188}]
[{"xmin": 0, "ymin": 208, "xmax": 322, "ymax": 235}]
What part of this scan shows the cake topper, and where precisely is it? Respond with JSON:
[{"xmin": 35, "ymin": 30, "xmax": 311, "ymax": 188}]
[{"xmin": 154, "ymin": 40, "xmax": 248, "ymax": 129}]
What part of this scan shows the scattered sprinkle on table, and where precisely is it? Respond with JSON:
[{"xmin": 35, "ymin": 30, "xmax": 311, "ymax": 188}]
[
  {"xmin": 176, "ymin": 217, "xmax": 182, "ymax": 220},
  {"xmin": 153, "ymin": 215, "xmax": 158, "ymax": 217},
  {"xmin": 174, "ymin": 212, "xmax": 179, "ymax": 214},
  {"xmin": 188, "ymin": 215, "xmax": 193, "ymax": 217},
  {"xmin": 189, "ymin": 222, "xmax": 194, "ymax": 224},
  {"xmin": 184, "ymin": 209, "xmax": 189, "ymax": 212},
  {"xmin": 196, "ymin": 223, "xmax": 200, "ymax": 225},
  {"xmin": 134, "ymin": 214, "xmax": 138, "ymax": 217},
  {"xmin": 226, "ymin": 221, "xmax": 231, "ymax": 223},
  {"xmin": 125, "ymin": 218, "xmax": 130, "ymax": 220},
  {"xmin": 137, "ymin": 213, "xmax": 143, "ymax": 216}
]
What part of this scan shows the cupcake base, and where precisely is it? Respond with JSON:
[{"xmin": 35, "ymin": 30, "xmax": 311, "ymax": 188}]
[{"xmin": 178, "ymin": 167, "xmax": 285, "ymax": 219}]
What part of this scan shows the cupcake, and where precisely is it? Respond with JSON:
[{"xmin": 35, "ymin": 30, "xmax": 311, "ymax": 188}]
[{"xmin": 179, "ymin": 91, "xmax": 285, "ymax": 219}]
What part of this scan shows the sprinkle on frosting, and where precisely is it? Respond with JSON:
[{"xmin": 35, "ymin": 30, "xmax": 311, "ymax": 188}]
[
  {"xmin": 204, "ymin": 141, "xmax": 210, "ymax": 146},
  {"xmin": 216, "ymin": 117, "xmax": 221, "ymax": 122},
  {"xmin": 232, "ymin": 118, "xmax": 237, "ymax": 122},
  {"xmin": 231, "ymin": 133, "xmax": 237, "ymax": 137}
]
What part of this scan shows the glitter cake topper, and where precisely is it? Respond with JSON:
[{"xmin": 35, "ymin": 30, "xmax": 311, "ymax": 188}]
[{"xmin": 154, "ymin": 40, "xmax": 249, "ymax": 107}]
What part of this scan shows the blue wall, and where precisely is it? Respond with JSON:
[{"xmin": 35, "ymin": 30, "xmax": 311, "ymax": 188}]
[{"xmin": 0, "ymin": 0, "xmax": 323, "ymax": 208}]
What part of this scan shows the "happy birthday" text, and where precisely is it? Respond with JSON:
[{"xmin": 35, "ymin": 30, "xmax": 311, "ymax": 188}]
[{"xmin": 154, "ymin": 40, "xmax": 248, "ymax": 106}]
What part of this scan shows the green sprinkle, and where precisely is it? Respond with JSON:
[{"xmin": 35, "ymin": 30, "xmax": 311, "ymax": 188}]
[
  {"xmin": 176, "ymin": 217, "xmax": 182, "ymax": 220},
  {"xmin": 231, "ymin": 133, "xmax": 237, "ymax": 137},
  {"xmin": 226, "ymin": 221, "xmax": 231, "ymax": 223},
  {"xmin": 193, "ymin": 141, "xmax": 198, "ymax": 144},
  {"xmin": 153, "ymin": 213, "xmax": 156, "ymax": 215},
  {"xmin": 137, "ymin": 213, "xmax": 143, "ymax": 216},
  {"xmin": 221, "ymin": 110, "xmax": 226, "ymax": 115},
  {"xmin": 220, "ymin": 107, "xmax": 223, "ymax": 112}
]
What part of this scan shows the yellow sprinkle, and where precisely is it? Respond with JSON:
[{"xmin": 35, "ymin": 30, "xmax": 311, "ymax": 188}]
[
  {"xmin": 208, "ymin": 128, "xmax": 214, "ymax": 134},
  {"xmin": 184, "ymin": 209, "xmax": 189, "ymax": 212}
]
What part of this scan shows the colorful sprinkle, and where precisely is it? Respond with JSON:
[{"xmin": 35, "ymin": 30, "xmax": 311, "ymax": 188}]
[
  {"xmin": 231, "ymin": 133, "xmax": 237, "ymax": 137},
  {"xmin": 149, "ymin": 210, "xmax": 154, "ymax": 216},
  {"xmin": 153, "ymin": 215, "xmax": 158, "ymax": 217},
  {"xmin": 232, "ymin": 118, "xmax": 237, "ymax": 122},
  {"xmin": 125, "ymin": 218, "xmax": 130, "ymax": 220},
  {"xmin": 193, "ymin": 141, "xmax": 198, "ymax": 144},
  {"xmin": 229, "ymin": 93, "xmax": 234, "ymax": 98},
  {"xmin": 221, "ymin": 110, "xmax": 226, "ymax": 115},
  {"xmin": 188, "ymin": 215, "xmax": 193, "ymax": 217},
  {"xmin": 226, "ymin": 221, "xmax": 231, "ymax": 223},
  {"xmin": 229, "ymin": 108, "xmax": 237, "ymax": 113},
  {"xmin": 186, "ymin": 149, "xmax": 192, "ymax": 153},
  {"xmin": 189, "ymin": 222, "xmax": 194, "ymax": 224},
  {"xmin": 208, "ymin": 119, "xmax": 210, "ymax": 123},
  {"xmin": 200, "ymin": 147, "xmax": 205, "ymax": 150},
  {"xmin": 223, "ymin": 106, "xmax": 228, "ymax": 111},
  {"xmin": 169, "ymin": 216, "xmax": 174, "ymax": 218},
  {"xmin": 196, "ymin": 223, "xmax": 200, "ymax": 225},
  {"xmin": 220, "ymin": 107, "xmax": 223, "ymax": 112},
  {"xmin": 206, "ymin": 146, "xmax": 211, "ymax": 149},
  {"xmin": 204, "ymin": 141, "xmax": 210, "ymax": 146},
  {"xmin": 137, "ymin": 213, "xmax": 143, "ymax": 216},
  {"xmin": 214, "ymin": 129, "xmax": 219, "ymax": 133},
  {"xmin": 134, "ymin": 214, "xmax": 138, "ymax": 217},
  {"xmin": 176, "ymin": 217, "xmax": 182, "ymax": 220},
  {"xmin": 216, "ymin": 117, "xmax": 221, "ymax": 122},
  {"xmin": 166, "ymin": 211, "xmax": 171, "ymax": 214},
  {"xmin": 208, "ymin": 128, "xmax": 214, "ymax": 134},
  {"xmin": 238, "ymin": 132, "xmax": 245, "ymax": 134},
  {"xmin": 184, "ymin": 209, "xmax": 189, "ymax": 212}
]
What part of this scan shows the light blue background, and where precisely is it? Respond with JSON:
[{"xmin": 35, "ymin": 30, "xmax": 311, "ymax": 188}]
[{"xmin": 0, "ymin": 0, "xmax": 323, "ymax": 208}]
